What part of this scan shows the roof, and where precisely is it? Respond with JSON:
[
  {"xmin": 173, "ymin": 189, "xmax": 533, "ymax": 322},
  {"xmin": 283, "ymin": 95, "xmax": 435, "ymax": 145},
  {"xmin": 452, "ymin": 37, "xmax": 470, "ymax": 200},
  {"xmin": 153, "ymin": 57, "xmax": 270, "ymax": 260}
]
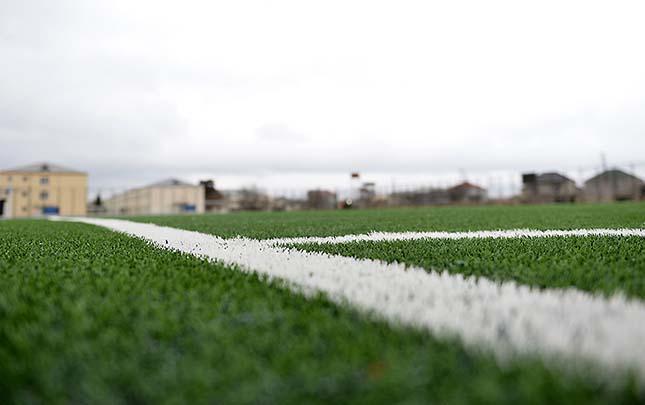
[
  {"xmin": 1, "ymin": 162, "xmax": 85, "ymax": 174},
  {"xmin": 536, "ymin": 172, "xmax": 574, "ymax": 184},
  {"xmin": 145, "ymin": 178, "xmax": 194, "ymax": 188},
  {"xmin": 585, "ymin": 169, "xmax": 643, "ymax": 185},
  {"xmin": 448, "ymin": 181, "xmax": 486, "ymax": 191}
]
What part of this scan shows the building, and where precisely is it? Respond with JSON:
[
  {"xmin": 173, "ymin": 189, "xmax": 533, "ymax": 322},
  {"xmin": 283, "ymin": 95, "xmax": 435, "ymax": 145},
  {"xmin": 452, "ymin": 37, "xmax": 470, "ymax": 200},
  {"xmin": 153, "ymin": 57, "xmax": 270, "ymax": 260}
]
[
  {"xmin": 307, "ymin": 189, "xmax": 337, "ymax": 210},
  {"xmin": 103, "ymin": 178, "xmax": 205, "ymax": 216},
  {"xmin": 271, "ymin": 197, "xmax": 306, "ymax": 212},
  {"xmin": 0, "ymin": 162, "xmax": 87, "ymax": 218},
  {"xmin": 390, "ymin": 187, "xmax": 450, "ymax": 206},
  {"xmin": 521, "ymin": 172, "xmax": 577, "ymax": 203},
  {"xmin": 447, "ymin": 181, "xmax": 488, "ymax": 203},
  {"xmin": 236, "ymin": 187, "xmax": 271, "ymax": 211},
  {"xmin": 583, "ymin": 169, "xmax": 644, "ymax": 202},
  {"xmin": 201, "ymin": 188, "xmax": 271, "ymax": 213}
]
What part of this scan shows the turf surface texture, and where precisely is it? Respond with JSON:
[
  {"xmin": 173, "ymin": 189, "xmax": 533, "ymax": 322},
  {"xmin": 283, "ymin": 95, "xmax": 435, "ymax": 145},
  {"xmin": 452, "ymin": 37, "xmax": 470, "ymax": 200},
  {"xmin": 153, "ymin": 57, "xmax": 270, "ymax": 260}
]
[
  {"xmin": 129, "ymin": 202, "xmax": 645, "ymax": 239},
  {"xmin": 1, "ymin": 202, "xmax": 645, "ymax": 403}
]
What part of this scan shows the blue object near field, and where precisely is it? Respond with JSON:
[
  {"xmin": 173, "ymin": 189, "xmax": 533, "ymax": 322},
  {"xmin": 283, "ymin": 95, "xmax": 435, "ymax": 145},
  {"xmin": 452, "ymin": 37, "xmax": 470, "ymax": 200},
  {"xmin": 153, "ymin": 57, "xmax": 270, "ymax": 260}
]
[
  {"xmin": 42, "ymin": 206, "xmax": 60, "ymax": 215},
  {"xmin": 181, "ymin": 204, "xmax": 196, "ymax": 212}
]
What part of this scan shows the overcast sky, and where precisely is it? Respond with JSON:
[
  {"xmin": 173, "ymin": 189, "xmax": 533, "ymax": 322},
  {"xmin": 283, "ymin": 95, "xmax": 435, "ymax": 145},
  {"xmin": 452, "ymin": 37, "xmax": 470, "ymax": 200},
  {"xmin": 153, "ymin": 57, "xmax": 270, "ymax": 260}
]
[{"xmin": 1, "ymin": 0, "xmax": 644, "ymax": 193}]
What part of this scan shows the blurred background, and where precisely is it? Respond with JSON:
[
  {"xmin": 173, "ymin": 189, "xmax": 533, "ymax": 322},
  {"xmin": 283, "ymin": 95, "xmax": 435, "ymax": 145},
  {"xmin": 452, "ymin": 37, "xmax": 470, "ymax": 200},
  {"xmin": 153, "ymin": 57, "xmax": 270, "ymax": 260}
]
[{"xmin": 1, "ymin": 1, "xmax": 644, "ymax": 217}]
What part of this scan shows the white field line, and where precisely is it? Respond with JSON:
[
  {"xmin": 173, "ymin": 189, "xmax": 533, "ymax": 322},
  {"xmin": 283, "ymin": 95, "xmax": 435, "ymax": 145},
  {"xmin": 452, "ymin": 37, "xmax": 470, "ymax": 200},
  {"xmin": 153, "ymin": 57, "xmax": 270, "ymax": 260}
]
[
  {"xmin": 266, "ymin": 228, "xmax": 645, "ymax": 245},
  {"xmin": 62, "ymin": 217, "xmax": 645, "ymax": 381}
]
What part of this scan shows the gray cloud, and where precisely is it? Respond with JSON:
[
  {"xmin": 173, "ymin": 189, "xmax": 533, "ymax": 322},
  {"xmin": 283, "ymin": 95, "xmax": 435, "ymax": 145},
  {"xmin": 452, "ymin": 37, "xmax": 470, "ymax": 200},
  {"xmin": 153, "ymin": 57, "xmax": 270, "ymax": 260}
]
[
  {"xmin": 255, "ymin": 123, "xmax": 307, "ymax": 142},
  {"xmin": 1, "ymin": 0, "xmax": 644, "ymax": 192}
]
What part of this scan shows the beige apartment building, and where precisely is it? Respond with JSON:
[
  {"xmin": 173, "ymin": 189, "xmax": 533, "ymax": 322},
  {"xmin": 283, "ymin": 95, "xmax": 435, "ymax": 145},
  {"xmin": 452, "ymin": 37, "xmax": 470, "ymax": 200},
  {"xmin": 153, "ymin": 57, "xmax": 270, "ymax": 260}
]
[
  {"xmin": 0, "ymin": 162, "xmax": 88, "ymax": 218},
  {"xmin": 103, "ymin": 178, "xmax": 205, "ymax": 216}
]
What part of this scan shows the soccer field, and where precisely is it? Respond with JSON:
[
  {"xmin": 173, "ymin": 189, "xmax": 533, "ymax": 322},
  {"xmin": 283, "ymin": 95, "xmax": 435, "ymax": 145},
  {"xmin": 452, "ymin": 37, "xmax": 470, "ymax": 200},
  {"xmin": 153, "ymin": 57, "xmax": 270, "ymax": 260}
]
[{"xmin": 1, "ymin": 203, "xmax": 645, "ymax": 403}]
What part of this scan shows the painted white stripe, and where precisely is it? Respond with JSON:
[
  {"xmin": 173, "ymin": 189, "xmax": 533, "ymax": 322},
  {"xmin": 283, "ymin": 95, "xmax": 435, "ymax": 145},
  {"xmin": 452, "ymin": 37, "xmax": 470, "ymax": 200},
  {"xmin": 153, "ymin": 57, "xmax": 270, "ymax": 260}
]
[
  {"xmin": 62, "ymin": 217, "xmax": 645, "ymax": 382},
  {"xmin": 267, "ymin": 228, "xmax": 645, "ymax": 245}
]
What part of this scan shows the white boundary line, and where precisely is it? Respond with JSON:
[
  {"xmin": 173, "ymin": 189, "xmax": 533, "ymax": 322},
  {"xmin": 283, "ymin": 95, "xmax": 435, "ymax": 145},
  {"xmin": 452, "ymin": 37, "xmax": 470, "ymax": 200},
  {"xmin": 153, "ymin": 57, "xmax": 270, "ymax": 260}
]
[
  {"xmin": 61, "ymin": 218, "xmax": 645, "ymax": 382},
  {"xmin": 267, "ymin": 228, "xmax": 645, "ymax": 245}
]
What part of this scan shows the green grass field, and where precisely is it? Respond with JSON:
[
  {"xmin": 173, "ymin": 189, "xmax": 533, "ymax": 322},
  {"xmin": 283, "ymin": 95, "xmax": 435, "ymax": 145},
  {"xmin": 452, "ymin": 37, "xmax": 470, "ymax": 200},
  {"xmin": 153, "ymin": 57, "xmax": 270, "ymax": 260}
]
[
  {"xmin": 1, "ymin": 203, "xmax": 645, "ymax": 404},
  {"xmin": 129, "ymin": 202, "xmax": 645, "ymax": 238},
  {"xmin": 292, "ymin": 236, "xmax": 645, "ymax": 299}
]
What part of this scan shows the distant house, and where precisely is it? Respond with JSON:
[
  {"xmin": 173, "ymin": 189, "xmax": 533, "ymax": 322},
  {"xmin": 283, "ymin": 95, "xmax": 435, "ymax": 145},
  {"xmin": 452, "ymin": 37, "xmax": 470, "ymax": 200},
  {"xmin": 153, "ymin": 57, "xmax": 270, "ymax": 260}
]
[
  {"xmin": 103, "ymin": 178, "xmax": 205, "ymax": 216},
  {"xmin": 236, "ymin": 187, "xmax": 271, "ymax": 211},
  {"xmin": 307, "ymin": 189, "xmax": 337, "ymax": 210},
  {"xmin": 390, "ymin": 188, "xmax": 450, "ymax": 206},
  {"xmin": 583, "ymin": 169, "xmax": 644, "ymax": 202},
  {"xmin": 0, "ymin": 162, "xmax": 87, "ymax": 218},
  {"xmin": 522, "ymin": 172, "xmax": 577, "ymax": 203},
  {"xmin": 271, "ymin": 197, "xmax": 306, "ymax": 212},
  {"xmin": 447, "ymin": 182, "xmax": 487, "ymax": 203}
]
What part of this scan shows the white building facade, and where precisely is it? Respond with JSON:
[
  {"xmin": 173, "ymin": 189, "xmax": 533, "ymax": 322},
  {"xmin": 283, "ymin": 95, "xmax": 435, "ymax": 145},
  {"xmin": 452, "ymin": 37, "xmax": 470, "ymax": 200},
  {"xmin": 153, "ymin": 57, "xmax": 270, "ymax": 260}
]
[{"xmin": 103, "ymin": 179, "xmax": 205, "ymax": 216}]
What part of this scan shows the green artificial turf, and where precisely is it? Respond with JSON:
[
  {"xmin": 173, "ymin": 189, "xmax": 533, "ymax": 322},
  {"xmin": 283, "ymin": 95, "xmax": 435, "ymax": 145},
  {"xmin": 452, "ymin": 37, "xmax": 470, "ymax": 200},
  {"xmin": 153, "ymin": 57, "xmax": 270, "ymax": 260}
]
[
  {"xmin": 129, "ymin": 202, "xmax": 645, "ymax": 239},
  {"xmin": 1, "ymin": 220, "xmax": 643, "ymax": 404},
  {"xmin": 293, "ymin": 236, "xmax": 645, "ymax": 299}
]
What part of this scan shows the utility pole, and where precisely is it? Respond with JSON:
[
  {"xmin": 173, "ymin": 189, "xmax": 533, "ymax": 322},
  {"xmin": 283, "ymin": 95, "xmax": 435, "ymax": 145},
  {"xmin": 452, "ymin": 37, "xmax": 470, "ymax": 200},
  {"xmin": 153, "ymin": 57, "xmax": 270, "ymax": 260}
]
[
  {"xmin": 601, "ymin": 153, "xmax": 607, "ymax": 172},
  {"xmin": 459, "ymin": 168, "xmax": 467, "ymax": 183},
  {"xmin": 630, "ymin": 163, "xmax": 637, "ymax": 200},
  {"xmin": 349, "ymin": 172, "xmax": 360, "ymax": 207},
  {"xmin": 601, "ymin": 152, "xmax": 611, "ymax": 201}
]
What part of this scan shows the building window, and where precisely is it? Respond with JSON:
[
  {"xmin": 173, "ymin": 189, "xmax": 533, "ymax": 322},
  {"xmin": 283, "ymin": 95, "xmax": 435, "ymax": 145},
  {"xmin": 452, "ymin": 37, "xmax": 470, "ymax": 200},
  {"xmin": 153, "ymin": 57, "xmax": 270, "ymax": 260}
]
[
  {"xmin": 21, "ymin": 190, "xmax": 28, "ymax": 197},
  {"xmin": 22, "ymin": 206, "xmax": 27, "ymax": 212},
  {"xmin": 7, "ymin": 176, "xmax": 11, "ymax": 182},
  {"xmin": 23, "ymin": 176, "xmax": 28, "ymax": 182},
  {"xmin": 40, "ymin": 191, "xmax": 49, "ymax": 201},
  {"xmin": 40, "ymin": 177, "xmax": 49, "ymax": 185}
]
